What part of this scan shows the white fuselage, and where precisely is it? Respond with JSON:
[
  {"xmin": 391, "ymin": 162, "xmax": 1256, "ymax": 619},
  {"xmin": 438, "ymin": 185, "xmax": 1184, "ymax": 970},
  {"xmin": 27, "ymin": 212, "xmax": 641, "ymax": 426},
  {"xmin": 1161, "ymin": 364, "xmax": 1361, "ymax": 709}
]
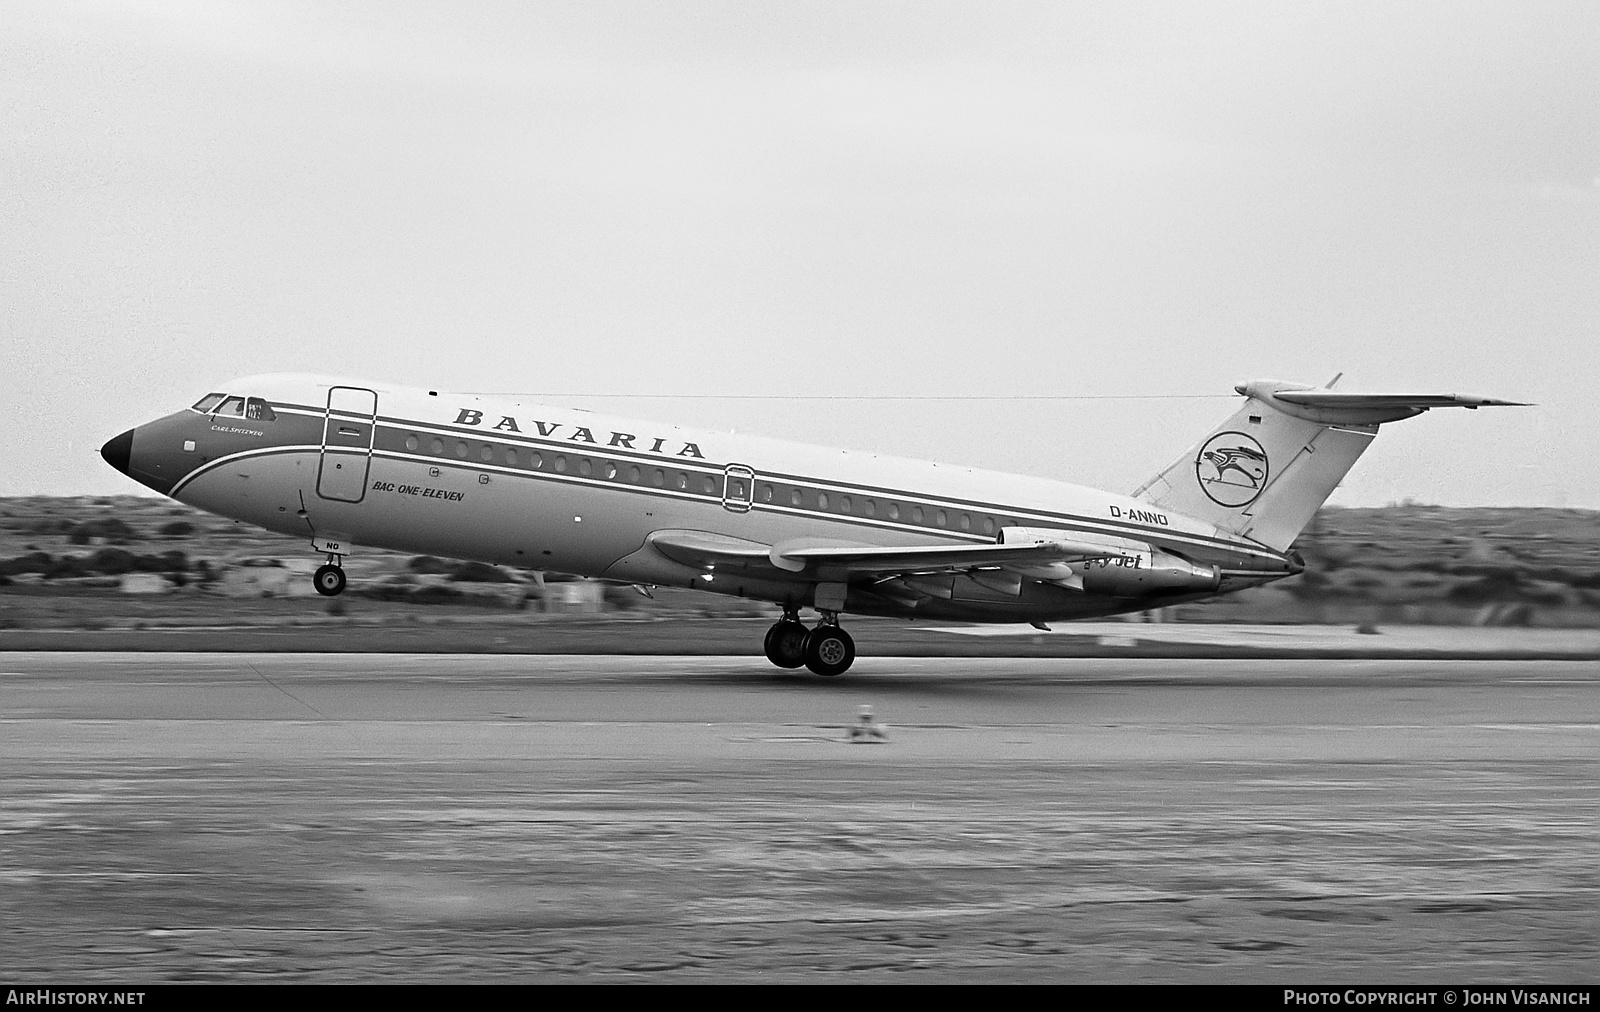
[{"xmin": 114, "ymin": 374, "xmax": 1294, "ymax": 622}]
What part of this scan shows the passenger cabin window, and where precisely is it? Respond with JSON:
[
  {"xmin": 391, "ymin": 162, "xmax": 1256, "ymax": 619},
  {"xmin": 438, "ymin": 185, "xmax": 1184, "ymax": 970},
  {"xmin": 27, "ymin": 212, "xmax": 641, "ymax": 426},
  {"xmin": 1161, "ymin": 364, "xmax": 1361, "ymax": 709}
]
[
  {"xmin": 192, "ymin": 393, "xmax": 226, "ymax": 413},
  {"xmin": 244, "ymin": 398, "xmax": 277, "ymax": 421}
]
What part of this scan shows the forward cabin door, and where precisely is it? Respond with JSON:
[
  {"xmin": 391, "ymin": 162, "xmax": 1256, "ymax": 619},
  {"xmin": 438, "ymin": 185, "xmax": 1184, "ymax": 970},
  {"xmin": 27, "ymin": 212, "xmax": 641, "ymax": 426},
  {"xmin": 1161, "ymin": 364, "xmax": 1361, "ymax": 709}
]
[{"xmin": 317, "ymin": 386, "xmax": 378, "ymax": 503}]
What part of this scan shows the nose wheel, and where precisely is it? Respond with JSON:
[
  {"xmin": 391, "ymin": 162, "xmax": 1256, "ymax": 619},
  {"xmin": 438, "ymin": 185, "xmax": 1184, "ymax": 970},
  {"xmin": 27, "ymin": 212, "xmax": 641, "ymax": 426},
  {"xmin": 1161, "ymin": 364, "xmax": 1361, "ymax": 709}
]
[{"xmin": 313, "ymin": 560, "xmax": 347, "ymax": 596}]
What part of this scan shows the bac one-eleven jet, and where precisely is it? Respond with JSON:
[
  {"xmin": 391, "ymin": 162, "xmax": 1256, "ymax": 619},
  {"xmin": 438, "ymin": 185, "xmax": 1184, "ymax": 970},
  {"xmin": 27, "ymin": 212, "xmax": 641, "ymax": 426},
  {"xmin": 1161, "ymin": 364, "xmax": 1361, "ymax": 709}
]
[{"xmin": 100, "ymin": 375, "xmax": 1522, "ymax": 676}]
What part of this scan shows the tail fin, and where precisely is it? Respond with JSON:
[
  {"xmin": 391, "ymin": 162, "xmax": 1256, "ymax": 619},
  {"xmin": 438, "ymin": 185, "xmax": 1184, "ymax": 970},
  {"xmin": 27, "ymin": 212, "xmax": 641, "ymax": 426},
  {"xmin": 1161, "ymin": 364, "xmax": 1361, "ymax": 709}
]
[{"xmin": 1132, "ymin": 379, "xmax": 1528, "ymax": 551}]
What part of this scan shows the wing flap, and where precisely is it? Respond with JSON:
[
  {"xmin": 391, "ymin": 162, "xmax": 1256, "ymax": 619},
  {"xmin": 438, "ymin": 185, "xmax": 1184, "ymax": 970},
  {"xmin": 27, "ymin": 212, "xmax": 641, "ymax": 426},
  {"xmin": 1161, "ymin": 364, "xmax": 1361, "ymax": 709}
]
[{"xmin": 778, "ymin": 540, "xmax": 1078, "ymax": 574}]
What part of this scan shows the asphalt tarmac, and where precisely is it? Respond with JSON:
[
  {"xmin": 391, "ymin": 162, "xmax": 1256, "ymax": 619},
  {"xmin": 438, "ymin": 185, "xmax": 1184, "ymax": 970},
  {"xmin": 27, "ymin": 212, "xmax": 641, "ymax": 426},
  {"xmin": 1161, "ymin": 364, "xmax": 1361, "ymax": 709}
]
[{"xmin": 2, "ymin": 653, "xmax": 1595, "ymax": 983}]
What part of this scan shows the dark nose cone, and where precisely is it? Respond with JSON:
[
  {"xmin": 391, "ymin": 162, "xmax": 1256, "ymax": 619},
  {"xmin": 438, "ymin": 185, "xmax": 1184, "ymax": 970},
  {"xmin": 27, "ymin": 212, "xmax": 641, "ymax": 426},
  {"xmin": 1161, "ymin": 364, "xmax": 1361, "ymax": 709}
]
[{"xmin": 101, "ymin": 429, "xmax": 134, "ymax": 476}]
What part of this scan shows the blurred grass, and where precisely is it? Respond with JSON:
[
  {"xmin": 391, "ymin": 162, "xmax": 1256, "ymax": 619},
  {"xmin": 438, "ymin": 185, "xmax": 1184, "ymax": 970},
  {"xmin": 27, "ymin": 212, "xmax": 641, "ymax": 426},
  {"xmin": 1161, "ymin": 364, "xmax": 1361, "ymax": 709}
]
[{"xmin": 1, "ymin": 495, "xmax": 1597, "ymax": 633}]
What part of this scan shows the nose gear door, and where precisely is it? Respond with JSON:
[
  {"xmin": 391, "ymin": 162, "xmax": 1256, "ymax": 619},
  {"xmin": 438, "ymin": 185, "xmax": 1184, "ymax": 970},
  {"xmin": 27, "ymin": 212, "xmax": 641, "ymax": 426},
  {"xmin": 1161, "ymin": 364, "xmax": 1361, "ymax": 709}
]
[{"xmin": 317, "ymin": 386, "xmax": 378, "ymax": 502}]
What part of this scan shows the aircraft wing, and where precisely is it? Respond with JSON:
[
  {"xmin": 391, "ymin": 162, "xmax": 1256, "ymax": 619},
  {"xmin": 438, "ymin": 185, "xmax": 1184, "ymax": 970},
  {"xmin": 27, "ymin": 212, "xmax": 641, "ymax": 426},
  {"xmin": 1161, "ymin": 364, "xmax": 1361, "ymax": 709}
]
[{"xmin": 648, "ymin": 530, "xmax": 1091, "ymax": 579}]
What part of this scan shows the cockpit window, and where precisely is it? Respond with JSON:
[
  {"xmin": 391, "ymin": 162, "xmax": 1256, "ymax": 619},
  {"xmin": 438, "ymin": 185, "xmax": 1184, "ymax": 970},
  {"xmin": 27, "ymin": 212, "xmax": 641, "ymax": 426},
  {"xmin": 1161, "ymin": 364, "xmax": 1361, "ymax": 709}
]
[{"xmin": 193, "ymin": 392, "xmax": 277, "ymax": 421}]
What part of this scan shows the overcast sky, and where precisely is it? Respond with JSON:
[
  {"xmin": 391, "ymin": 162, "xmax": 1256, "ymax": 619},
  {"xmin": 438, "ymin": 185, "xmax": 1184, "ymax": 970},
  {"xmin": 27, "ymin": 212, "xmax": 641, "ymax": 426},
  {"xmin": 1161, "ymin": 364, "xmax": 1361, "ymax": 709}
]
[{"xmin": 4, "ymin": 1, "xmax": 1597, "ymax": 507}]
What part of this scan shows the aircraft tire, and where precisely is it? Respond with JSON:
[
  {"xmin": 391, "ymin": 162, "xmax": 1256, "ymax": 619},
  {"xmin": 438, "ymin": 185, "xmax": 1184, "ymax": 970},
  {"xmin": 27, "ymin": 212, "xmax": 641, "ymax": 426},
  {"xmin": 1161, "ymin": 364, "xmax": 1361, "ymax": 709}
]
[
  {"xmin": 763, "ymin": 620, "xmax": 809, "ymax": 668},
  {"xmin": 313, "ymin": 564, "xmax": 347, "ymax": 597},
  {"xmin": 803, "ymin": 626, "xmax": 855, "ymax": 677}
]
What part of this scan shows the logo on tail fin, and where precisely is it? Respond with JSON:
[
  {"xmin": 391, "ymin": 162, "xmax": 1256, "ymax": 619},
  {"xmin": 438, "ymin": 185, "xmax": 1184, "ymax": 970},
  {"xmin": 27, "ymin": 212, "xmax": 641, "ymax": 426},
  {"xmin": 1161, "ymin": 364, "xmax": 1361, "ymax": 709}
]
[{"xmin": 1196, "ymin": 432, "xmax": 1268, "ymax": 507}]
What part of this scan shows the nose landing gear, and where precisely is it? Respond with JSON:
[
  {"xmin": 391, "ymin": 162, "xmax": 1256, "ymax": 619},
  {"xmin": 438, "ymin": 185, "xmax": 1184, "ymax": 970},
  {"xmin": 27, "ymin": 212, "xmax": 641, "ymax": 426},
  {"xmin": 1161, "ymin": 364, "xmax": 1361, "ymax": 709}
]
[
  {"xmin": 312, "ymin": 555, "xmax": 346, "ymax": 596},
  {"xmin": 762, "ymin": 610, "xmax": 856, "ymax": 677}
]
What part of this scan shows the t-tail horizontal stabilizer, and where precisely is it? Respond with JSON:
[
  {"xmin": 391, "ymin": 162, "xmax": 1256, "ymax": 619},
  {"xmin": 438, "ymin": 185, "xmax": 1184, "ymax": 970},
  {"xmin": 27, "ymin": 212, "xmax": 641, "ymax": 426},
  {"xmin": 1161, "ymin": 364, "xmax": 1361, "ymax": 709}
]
[{"xmin": 1131, "ymin": 379, "xmax": 1528, "ymax": 552}]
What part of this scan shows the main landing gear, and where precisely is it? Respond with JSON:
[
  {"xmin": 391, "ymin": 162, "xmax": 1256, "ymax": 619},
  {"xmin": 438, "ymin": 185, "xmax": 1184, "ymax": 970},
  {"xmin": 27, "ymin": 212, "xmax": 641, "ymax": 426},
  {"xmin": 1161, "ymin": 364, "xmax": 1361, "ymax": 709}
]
[
  {"xmin": 313, "ymin": 556, "xmax": 346, "ymax": 596},
  {"xmin": 763, "ymin": 610, "xmax": 856, "ymax": 677}
]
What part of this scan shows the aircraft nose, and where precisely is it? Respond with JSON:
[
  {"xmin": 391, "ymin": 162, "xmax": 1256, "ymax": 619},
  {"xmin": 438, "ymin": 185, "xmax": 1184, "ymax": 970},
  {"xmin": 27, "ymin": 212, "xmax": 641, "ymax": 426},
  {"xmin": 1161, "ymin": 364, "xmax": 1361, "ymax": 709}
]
[{"xmin": 100, "ymin": 429, "xmax": 134, "ymax": 476}]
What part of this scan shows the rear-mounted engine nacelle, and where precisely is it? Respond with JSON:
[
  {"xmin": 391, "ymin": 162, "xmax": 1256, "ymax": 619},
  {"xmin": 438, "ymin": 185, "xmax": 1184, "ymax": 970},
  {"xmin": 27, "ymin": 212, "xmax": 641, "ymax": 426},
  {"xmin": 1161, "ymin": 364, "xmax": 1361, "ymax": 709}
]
[
  {"xmin": 998, "ymin": 526, "xmax": 1221, "ymax": 597},
  {"xmin": 1077, "ymin": 551, "xmax": 1221, "ymax": 596}
]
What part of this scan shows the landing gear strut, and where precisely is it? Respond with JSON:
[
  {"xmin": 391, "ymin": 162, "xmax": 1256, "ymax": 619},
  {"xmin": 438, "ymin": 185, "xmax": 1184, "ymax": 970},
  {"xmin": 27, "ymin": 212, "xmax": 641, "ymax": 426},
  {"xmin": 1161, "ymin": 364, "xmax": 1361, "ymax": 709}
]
[
  {"xmin": 313, "ymin": 556, "xmax": 346, "ymax": 597},
  {"xmin": 762, "ymin": 610, "xmax": 856, "ymax": 677}
]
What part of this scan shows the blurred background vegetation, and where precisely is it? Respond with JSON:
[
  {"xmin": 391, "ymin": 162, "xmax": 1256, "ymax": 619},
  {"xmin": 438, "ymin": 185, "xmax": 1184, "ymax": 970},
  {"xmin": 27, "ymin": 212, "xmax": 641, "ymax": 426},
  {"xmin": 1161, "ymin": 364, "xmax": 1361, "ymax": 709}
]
[{"xmin": 1, "ymin": 496, "xmax": 1596, "ymax": 629}]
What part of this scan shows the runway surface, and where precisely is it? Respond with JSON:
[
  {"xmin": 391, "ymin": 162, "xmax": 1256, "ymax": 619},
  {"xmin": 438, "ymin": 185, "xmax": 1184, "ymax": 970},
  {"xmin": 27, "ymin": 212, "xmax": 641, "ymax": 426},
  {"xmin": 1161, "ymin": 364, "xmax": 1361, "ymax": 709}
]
[{"xmin": 2, "ymin": 653, "xmax": 1595, "ymax": 982}]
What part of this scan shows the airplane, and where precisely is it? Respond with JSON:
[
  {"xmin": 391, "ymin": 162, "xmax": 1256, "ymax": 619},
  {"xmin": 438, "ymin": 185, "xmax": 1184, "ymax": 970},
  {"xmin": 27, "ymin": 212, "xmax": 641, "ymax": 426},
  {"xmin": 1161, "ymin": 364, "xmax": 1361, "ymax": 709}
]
[{"xmin": 98, "ymin": 374, "xmax": 1524, "ymax": 676}]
